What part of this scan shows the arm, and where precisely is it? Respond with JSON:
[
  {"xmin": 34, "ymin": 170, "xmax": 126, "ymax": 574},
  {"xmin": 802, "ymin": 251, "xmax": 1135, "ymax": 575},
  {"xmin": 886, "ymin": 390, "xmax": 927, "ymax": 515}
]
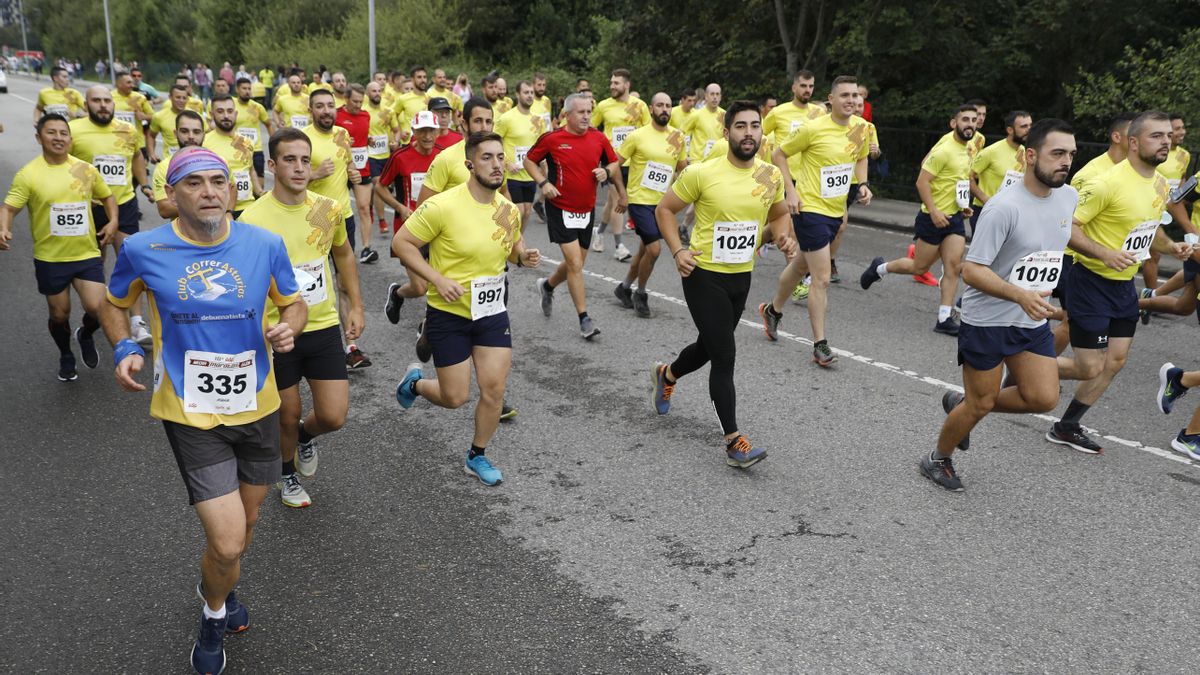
[
  {"xmin": 1068, "ymin": 218, "xmax": 1136, "ymax": 270},
  {"xmin": 1168, "ymin": 200, "xmax": 1196, "ymax": 234},
  {"xmin": 145, "ymin": 126, "xmax": 160, "ymax": 163},
  {"xmin": 854, "ymin": 156, "xmax": 872, "ymax": 205},
  {"xmin": 97, "ymin": 195, "xmax": 119, "ymax": 247},
  {"xmin": 915, "ymin": 169, "xmax": 947, "ymax": 226},
  {"xmin": 133, "ymin": 152, "xmax": 152, "ymax": 202},
  {"xmin": 101, "ymin": 298, "xmax": 147, "ymax": 391},
  {"xmin": 156, "ymin": 199, "xmax": 178, "ymax": 219},
  {"xmin": 392, "ymin": 226, "xmax": 464, "ymax": 301},
  {"xmin": 969, "ymin": 170, "xmax": 989, "ymax": 205},
  {"xmin": 1151, "ymin": 225, "xmax": 1192, "ymax": 260},
  {"xmin": 268, "ymin": 299, "xmax": 308, "ymax": 354},
  {"xmin": 330, "ymin": 241, "xmax": 365, "ymax": 339},
  {"xmin": 311, "ymin": 158, "xmax": 335, "ymax": 180},
  {"xmin": 416, "ymin": 184, "xmax": 438, "ymax": 207},
  {"xmin": 0, "ymin": 204, "xmax": 17, "ymax": 251},
  {"xmin": 765, "ymin": 200, "xmax": 798, "ymax": 259},
  {"xmin": 771, "ymin": 146, "xmax": 801, "ymax": 214},
  {"xmin": 655, "ymin": 190, "xmax": 697, "ymax": 277},
  {"xmin": 251, "ymin": 165, "xmax": 264, "ymax": 197},
  {"xmin": 605, "ymin": 160, "xmax": 627, "ymax": 213},
  {"xmin": 506, "ymin": 235, "xmax": 541, "ymax": 268},
  {"xmin": 962, "ymin": 261, "xmax": 1055, "ymax": 322},
  {"xmin": 523, "ymin": 154, "xmax": 559, "ymax": 200}
]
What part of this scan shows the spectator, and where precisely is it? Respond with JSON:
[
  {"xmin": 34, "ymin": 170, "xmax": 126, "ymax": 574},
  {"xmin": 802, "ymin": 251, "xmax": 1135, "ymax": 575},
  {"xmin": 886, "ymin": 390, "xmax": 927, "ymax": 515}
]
[
  {"xmin": 220, "ymin": 61, "xmax": 234, "ymax": 86},
  {"xmin": 453, "ymin": 73, "xmax": 472, "ymax": 99},
  {"xmin": 95, "ymin": 59, "xmax": 107, "ymax": 80},
  {"xmin": 858, "ymin": 84, "xmax": 873, "ymax": 122},
  {"xmin": 236, "ymin": 63, "xmax": 251, "ymax": 82},
  {"xmin": 194, "ymin": 63, "xmax": 211, "ymax": 102}
]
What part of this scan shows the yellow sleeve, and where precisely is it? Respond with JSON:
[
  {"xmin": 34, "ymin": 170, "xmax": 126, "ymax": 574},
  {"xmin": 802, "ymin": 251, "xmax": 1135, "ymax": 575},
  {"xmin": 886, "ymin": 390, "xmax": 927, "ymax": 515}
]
[
  {"xmin": 590, "ymin": 101, "xmax": 603, "ymax": 129},
  {"xmin": 1073, "ymin": 179, "xmax": 1110, "ymax": 226},
  {"xmin": 423, "ymin": 153, "xmax": 451, "ymax": 193},
  {"xmin": 779, "ymin": 123, "xmax": 811, "ymax": 157},
  {"xmin": 403, "ymin": 199, "xmax": 440, "ymax": 243},
  {"xmin": 4, "ymin": 167, "xmax": 31, "ymax": 210},
  {"xmin": 90, "ymin": 165, "xmax": 114, "ymax": 200},
  {"xmin": 669, "ymin": 165, "xmax": 701, "ymax": 205},
  {"xmin": 920, "ymin": 145, "xmax": 946, "ymax": 175}
]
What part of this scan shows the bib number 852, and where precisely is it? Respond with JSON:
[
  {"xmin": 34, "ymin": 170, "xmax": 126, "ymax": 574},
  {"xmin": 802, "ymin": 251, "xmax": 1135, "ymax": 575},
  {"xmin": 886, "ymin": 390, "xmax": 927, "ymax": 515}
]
[
  {"xmin": 54, "ymin": 212, "xmax": 85, "ymax": 227},
  {"xmin": 195, "ymin": 373, "xmax": 248, "ymax": 395}
]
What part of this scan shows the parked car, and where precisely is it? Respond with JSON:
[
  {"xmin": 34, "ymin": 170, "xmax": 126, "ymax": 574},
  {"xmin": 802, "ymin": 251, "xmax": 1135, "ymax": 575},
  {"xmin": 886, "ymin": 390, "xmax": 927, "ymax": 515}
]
[{"xmin": 0, "ymin": 68, "xmax": 8, "ymax": 93}]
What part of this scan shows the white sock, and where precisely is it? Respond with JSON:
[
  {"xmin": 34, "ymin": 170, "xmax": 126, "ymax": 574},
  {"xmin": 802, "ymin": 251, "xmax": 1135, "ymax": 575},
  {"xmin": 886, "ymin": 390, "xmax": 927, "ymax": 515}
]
[
  {"xmin": 1149, "ymin": 289, "xmax": 1157, "ymax": 297},
  {"xmin": 938, "ymin": 305, "xmax": 952, "ymax": 322},
  {"xmin": 876, "ymin": 262, "xmax": 889, "ymax": 277},
  {"xmin": 202, "ymin": 602, "xmax": 227, "ymax": 620},
  {"xmin": 130, "ymin": 314, "xmax": 143, "ymax": 327}
]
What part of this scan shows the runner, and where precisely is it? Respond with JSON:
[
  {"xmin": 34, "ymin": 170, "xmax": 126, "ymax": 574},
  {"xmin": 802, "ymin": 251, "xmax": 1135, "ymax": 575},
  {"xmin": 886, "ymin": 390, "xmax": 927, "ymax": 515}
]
[
  {"xmin": 34, "ymin": 66, "xmax": 86, "ymax": 123},
  {"xmin": 330, "ymin": 72, "xmax": 349, "ymax": 108},
  {"xmin": 480, "ymin": 73, "xmax": 501, "ymax": 112},
  {"xmin": 111, "ymin": 71, "xmax": 155, "ymax": 128},
  {"xmin": 418, "ymin": 98, "xmax": 495, "ymax": 204},
  {"xmin": 393, "ymin": 132, "xmax": 541, "ymax": 486},
  {"xmin": 393, "ymin": 67, "xmax": 430, "ymax": 139},
  {"xmin": 427, "ymin": 68, "xmax": 463, "ymax": 114},
  {"xmin": 1143, "ymin": 114, "xmax": 1191, "ymax": 290},
  {"xmin": 923, "ymin": 119, "xmax": 1078, "ymax": 491},
  {"xmin": 760, "ymin": 76, "xmax": 871, "ymax": 366},
  {"xmin": 426, "ymin": 96, "xmax": 463, "ymax": 147},
  {"xmin": 271, "ymin": 71, "xmax": 311, "ymax": 129},
  {"xmin": 526, "ymin": 92, "xmax": 627, "ymax": 341},
  {"xmin": 364, "ymin": 81, "xmax": 399, "ymax": 237},
  {"xmin": 99, "ymin": 146, "xmax": 306, "ymax": 674},
  {"xmin": 1049, "ymin": 110, "xmax": 1191, "ymax": 454},
  {"xmin": 152, "ymin": 111, "xmax": 206, "ymax": 219},
  {"xmin": 335, "ymin": 83, "xmax": 379, "ymax": 262},
  {"xmin": 669, "ymin": 88, "xmax": 697, "ymax": 155},
  {"xmin": 590, "ymin": 69, "xmax": 650, "ymax": 259},
  {"xmin": 147, "ymin": 84, "xmax": 192, "ymax": 162},
  {"xmin": 530, "ymin": 73, "xmax": 554, "ymax": 129},
  {"xmin": 495, "ymin": 80, "xmax": 546, "ymax": 227},
  {"xmin": 1, "ymin": 114, "xmax": 116, "ymax": 381},
  {"xmin": 233, "ymin": 77, "xmax": 273, "ymax": 181},
  {"xmin": 861, "ymin": 105, "xmax": 980, "ymax": 336},
  {"xmin": 203, "ymin": 94, "xmax": 263, "ymax": 218},
  {"xmin": 826, "ymin": 94, "xmax": 882, "ymax": 285},
  {"xmin": 240, "ymin": 128, "xmax": 364, "ymax": 507},
  {"xmin": 683, "ymin": 83, "xmax": 726, "ymax": 164},
  {"xmin": 495, "ymin": 77, "xmax": 513, "ymax": 114},
  {"xmin": 650, "ymin": 100, "xmax": 797, "ymax": 468},
  {"xmin": 611, "ymin": 92, "xmax": 688, "ymax": 318}
]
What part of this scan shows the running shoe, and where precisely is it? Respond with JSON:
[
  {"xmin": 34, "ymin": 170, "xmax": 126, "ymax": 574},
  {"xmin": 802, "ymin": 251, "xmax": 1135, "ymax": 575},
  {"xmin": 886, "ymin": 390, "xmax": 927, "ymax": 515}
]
[
  {"xmin": 725, "ymin": 436, "xmax": 767, "ymax": 469},
  {"xmin": 758, "ymin": 302, "xmax": 781, "ymax": 341},
  {"xmin": 908, "ymin": 244, "xmax": 939, "ymax": 286},
  {"xmin": 830, "ymin": 261, "xmax": 841, "ymax": 284},
  {"xmin": 942, "ymin": 390, "xmax": 969, "ymax": 450},
  {"xmin": 614, "ymin": 283, "xmax": 634, "ymax": 309},
  {"xmin": 345, "ymin": 345, "xmax": 372, "ymax": 369},
  {"xmin": 532, "ymin": 201, "xmax": 546, "ymax": 223},
  {"xmin": 614, "ymin": 243, "xmax": 632, "ymax": 262},
  {"xmin": 919, "ymin": 450, "xmax": 964, "ymax": 492},
  {"xmin": 296, "ymin": 437, "xmax": 317, "ymax": 477},
  {"xmin": 580, "ymin": 316, "xmax": 600, "ymax": 340},
  {"xmin": 75, "ymin": 327, "xmax": 98, "ymax": 369},
  {"xmin": 791, "ymin": 280, "xmax": 810, "ymax": 303},
  {"xmin": 378, "ymin": 219, "xmax": 388, "ymax": 234},
  {"xmin": 396, "ymin": 362, "xmax": 423, "ymax": 409},
  {"xmin": 590, "ymin": 230, "xmax": 604, "ymax": 252},
  {"xmin": 1158, "ymin": 362, "xmax": 1187, "ymax": 414},
  {"xmin": 195, "ymin": 583, "xmax": 249, "ymax": 635},
  {"xmin": 359, "ymin": 247, "xmax": 379, "ymax": 264},
  {"xmin": 1140, "ymin": 288, "xmax": 1153, "ymax": 325},
  {"xmin": 190, "ymin": 612, "xmax": 227, "ymax": 675},
  {"xmin": 633, "ymin": 291, "xmax": 651, "ymax": 318},
  {"xmin": 500, "ymin": 402, "xmax": 517, "ymax": 422},
  {"xmin": 132, "ymin": 318, "xmax": 153, "ymax": 346},
  {"xmin": 1045, "ymin": 424, "xmax": 1103, "ymax": 454},
  {"xmin": 1170, "ymin": 430, "xmax": 1200, "ymax": 461},
  {"xmin": 415, "ymin": 321, "xmax": 432, "ymax": 363},
  {"xmin": 280, "ymin": 473, "xmax": 312, "ymax": 508},
  {"xmin": 384, "ymin": 282, "xmax": 403, "ymax": 324},
  {"xmin": 652, "ymin": 362, "xmax": 673, "ymax": 415},
  {"xmin": 933, "ymin": 316, "xmax": 961, "ymax": 336},
  {"xmin": 465, "ymin": 452, "xmax": 503, "ymax": 485},
  {"xmin": 860, "ymin": 256, "xmax": 885, "ymax": 290},
  {"xmin": 536, "ymin": 277, "xmax": 553, "ymax": 317},
  {"xmin": 58, "ymin": 354, "xmax": 78, "ymax": 382},
  {"xmin": 812, "ymin": 341, "xmax": 838, "ymax": 367}
]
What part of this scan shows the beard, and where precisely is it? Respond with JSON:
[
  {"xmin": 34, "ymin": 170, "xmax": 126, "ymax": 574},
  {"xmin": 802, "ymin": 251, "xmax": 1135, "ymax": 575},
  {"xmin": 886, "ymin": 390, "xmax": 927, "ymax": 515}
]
[
  {"xmin": 955, "ymin": 127, "xmax": 975, "ymax": 142},
  {"xmin": 473, "ymin": 171, "xmax": 504, "ymax": 191},
  {"xmin": 1032, "ymin": 163, "xmax": 1067, "ymax": 189},
  {"xmin": 196, "ymin": 214, "xmax": 224, "ymax": 236},
  {"xmin": 216, "ymin": 119, "xmax": 234, "ymax": 132},
  {"xmin": 654, "ymin": 111, "xmax": 670, "ymax": 126},
  {"xmin": 731, "ymin": 138, "xmax": 760, "ymax": 161},
  {"xmin": 1013, "ymin": 133, "xmax": 1028, "ymax": 146},
  {"xmin": 1140, "ymin": 146, "xmax": 1168, "ymax": 166},
  {"xmin": 89, "ymin": 110, "xmax": 113, "ymax": 125}
]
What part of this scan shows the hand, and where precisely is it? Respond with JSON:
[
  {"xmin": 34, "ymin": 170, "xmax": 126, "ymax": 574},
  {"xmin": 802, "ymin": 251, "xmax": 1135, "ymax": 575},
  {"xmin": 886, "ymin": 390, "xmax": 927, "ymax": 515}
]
[
  {"xmin": 930, "ymin": 209, "xmax": 950, "ymax": 228},
  {"xmin": 313, "ymin": 158, "xmax": 335, "ymax": 179},
  {"xmin": 784, "ymin": 187, "xmax": 802, "ymax": 215},
  {"xmin": 1169, "ymin": 241, "xmax": 1192, "ymax": 261},
  {"xmin": 432, "ymin": 275, "xmax": 466, "ymax": 303},
  {"xmin": 508, "ymin": 162, "xmax": 523, "ymax": 174},
  {"xmin": 869, "ymin": 143, "xmax": 881, "ymax": 159},
  {"xmin": 542, "ymin": 184, "xmax": 560, "ymax": 201},
  {"xmin": 614, "ymin": 194, "xmax": 628, "ymax": 214},
  {"xmin": 1097, "ymin": 247, "xmax": 1138, "ymax": 271},
  {"xmin": 856, "ymin": 185, "xmax": 873, "ymax": 207},
  {"xmin": 344, "ymin": 307, "xmax": 365, "ymax": 341},
  {"xmin": 140, "ymin": 185, "xmax": 153, "ymax": 200},
  {"xmin": 348, "ymin": 170, "xmax": 362, "ymax": 185},
  {"xmin": 961, "ymin": 207, "xmax": 974, "ymax": 219},
  {"xmin": 149, "ymin": 150, "xmax": 160, "ymax": 164},
  {"xmin": 115, "ymin": 354, "xmax": 146, "ymax": 392},
  {"xmin": 520, "ymin": 248, "xmax": 541, "ymax": 268},
  {"xmin": 591, "ymin": 168, "xmax": 608, "ymax": 182},
  {"xmin": 1015, "ymin": 289, "xmax": 1056, "ymax": 322},
  {"xmin": 265, "ymin": 322, "xmax": 296, "ymax": 353},
  {"xmin": 0, "ymin": 230, "xmax": 12, "ymax": 251},
  {"xmin": 398, "ymin": 205, "xmax": 412, "ymax": 221},
  {"xmin": 674, "ymin": 248, "xmax": 702, "ymax": 277},
  {"xmin": 775, "ymin": 235, "xmax": 799, "ymax": 260},
  {"xmin": 98, "ymin": 221, "xmax": 119, "ymax": 247}
]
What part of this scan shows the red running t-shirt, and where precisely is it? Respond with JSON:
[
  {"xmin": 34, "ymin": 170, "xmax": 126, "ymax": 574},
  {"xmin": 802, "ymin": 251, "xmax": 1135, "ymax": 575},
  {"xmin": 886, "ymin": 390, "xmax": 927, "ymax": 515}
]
[
  {"xmin": 526, "ymin": 127, "xmax": 618, "ymax": 213},
  {"xmin": 335, "ymin": 108, "xmax": 372, "ymax": 177},
  {"xmin": 378, "ymin": 143, "xmax": 445, "ymax": 229}
]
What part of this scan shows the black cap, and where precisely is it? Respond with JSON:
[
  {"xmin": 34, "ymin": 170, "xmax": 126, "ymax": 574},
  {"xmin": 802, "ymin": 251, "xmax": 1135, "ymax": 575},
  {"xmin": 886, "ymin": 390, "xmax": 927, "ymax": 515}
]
[{"xmin": 427, "ymin": 97, "xmax": 452, "ymax": 111}]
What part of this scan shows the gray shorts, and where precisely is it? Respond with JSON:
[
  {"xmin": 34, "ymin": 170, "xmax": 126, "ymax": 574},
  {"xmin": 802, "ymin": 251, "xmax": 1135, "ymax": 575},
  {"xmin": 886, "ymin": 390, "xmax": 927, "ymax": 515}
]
[{"xmin": 162, "ymin": 412, "xmax": 281, "ymax": 505}]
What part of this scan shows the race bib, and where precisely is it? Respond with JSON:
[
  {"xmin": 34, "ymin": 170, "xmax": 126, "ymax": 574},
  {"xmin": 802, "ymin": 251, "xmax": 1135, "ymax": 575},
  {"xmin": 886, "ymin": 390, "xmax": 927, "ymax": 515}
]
[
  {"xmin": 471, "ymin": 273, "xmax": 506, "ymax": 320},
  {"xmin": 1000, "ymin": 170, "xmax": 1023, "ymax": 192},
  {"xmin": 1122, "ymin": 220, "xmax": 1159, "ymax": 261},
  {"xmin": 351, "ymin": 146, "xmax": 368, "ymax": 170},
  {"xmin": 236, "ymin": 126, "xmax": 259, "ymax": 145},
  {"xmin": 955, "ymin": 179, "xmax": 971, "ymax": 209},
  {"xmin": 50, "ymin": 202, "xmax": 89, "ymax": 237},
  {"xmin": 789, "ymin": 120, "xmax": 803, "ymax": 133},
  {"xmin": 611, "ymin": 125, "xmax": 635, "ymax": 149},
  {"xmin": 711, "ymin": 220, "xmax": 758, "ymax": 264},
  {"xmin": 290, "ymin": 114, "xmax": 309, "ymax": 129},
  {"xmin": 562, "ymin": 210, "xmax": 591, "ymax": 230},
  {"xmin": 183, "ymin": 349, "xmax": 257, "ymax": 415},
  {"xmin": 1007, "ymin": 250, "xmax": 1063, "ymax": 291},
  {"xmin": 115, "ymin": 111, "xmax": 136, "ymax": 125},
  {"xmin": 640, "ymin": 161, "xmax": 673, "ymax": 193},
  {"xmin": 820, "ymin": 163, "xmax": 853, "ymax": 199},
  {"xmin": 295, "ymin": 258, "xmax": 328, "ymax": 306},
  {"xmin": 45, "ymin": 104, "xmax": 69, "ymax": 117},
  {"xmin": 540, "ymin": 113, "xmax": 552, "ymax": 129},
  {"xmin": 702, "ymin": 139, "xmax": 716, "ymax": 159},
  {"xmin": 233, "ymin": 170, "xmax": 252, "ymax": 202},
  {"xmin": 514, "ymin": 145, "xmax": 531, "ymax": 167},
  {"xmin": 368, "ymin": 134, "xmax": 388, "ymax": 155},
  {"xmin": 409, "ymin": 172, "xmax": 426, "ymax": 200},
  {"xmin": 94, "ymin": 154, "xmax": 128, "ymax": 187}
]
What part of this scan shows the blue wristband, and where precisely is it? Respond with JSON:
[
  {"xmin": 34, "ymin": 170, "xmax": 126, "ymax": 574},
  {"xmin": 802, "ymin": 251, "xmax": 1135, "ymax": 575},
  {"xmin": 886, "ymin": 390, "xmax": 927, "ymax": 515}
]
[{"xmin": 113, "ymin": 338, "xmax": 145, "ymax": 367}]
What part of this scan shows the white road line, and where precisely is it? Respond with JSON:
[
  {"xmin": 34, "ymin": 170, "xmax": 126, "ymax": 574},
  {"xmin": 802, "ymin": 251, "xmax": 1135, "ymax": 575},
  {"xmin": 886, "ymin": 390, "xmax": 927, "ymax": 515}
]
[
  {"xmin": 10, "ymin": 92, "xmax": 36, "ymax": 104},
  {"xmin": 541, "ymin": 255, "xmax": 1197, "ymax": 469}
]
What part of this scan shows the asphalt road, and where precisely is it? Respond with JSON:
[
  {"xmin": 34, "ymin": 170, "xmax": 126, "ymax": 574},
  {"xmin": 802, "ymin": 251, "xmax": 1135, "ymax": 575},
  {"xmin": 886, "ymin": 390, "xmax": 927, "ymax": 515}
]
[{"xmin": 2, "ymin": 73, "xmax": 1199, "ymax": 673}]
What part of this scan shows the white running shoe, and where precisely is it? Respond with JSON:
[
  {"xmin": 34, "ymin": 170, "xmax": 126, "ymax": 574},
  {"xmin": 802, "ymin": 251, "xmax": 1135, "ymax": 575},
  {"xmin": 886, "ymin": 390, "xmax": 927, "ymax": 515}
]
[
  {"xmin": 132, "ymin": 318, "xmax": 153, "ymax": 346},
  {"xmin": 280, "ymin": 474, "xmax": 312, "ymax": 508},
  {"xmin": 590, "ymin": 229, "xmax": 604, "ymax": 252},
  {"xmin": 614, "ymin": 243, "xmax": 632, "ymax": 262},
  {"xmin": 297, "ymin": 438, "xmax": 318, "ymax": 477}
]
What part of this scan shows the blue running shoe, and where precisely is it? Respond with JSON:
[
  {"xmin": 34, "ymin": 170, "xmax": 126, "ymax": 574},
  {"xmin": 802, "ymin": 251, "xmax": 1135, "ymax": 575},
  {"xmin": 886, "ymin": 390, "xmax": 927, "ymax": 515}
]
[
  {"xmin": 652, "ymin": 362, "xmax": 674, "ymax": 415},
  {"xmin": 1158, "ymin": 362, "xmax": 1187, "ymax": 414},
  {"xmin": 465, "ymin": 452, "xmax": 503, "ymax": 485},
  {"xmin": 1171, "ymin": 430, "xmax": 1200, "ymax": 460},
  {"xmin": 725, "ymin": 436, "xmax": 767, "ymax": 469},
  {"xmin": 190, "ymin": 612, "xmax": 227, "ymax": 675},
  {"xmin": 396, "ymin": 362, "xmax": 423, "ymax": 409},
  {"xmin": 195, "ymin": 583, "xmax": 249, "ymax": 634}
]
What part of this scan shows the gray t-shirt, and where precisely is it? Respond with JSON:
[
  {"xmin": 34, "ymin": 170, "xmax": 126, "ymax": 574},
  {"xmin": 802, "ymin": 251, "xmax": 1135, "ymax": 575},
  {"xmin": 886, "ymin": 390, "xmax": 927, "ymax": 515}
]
[{"xmin": 962, "ymin": 181, "xmax": 1078, "ymax": 328}]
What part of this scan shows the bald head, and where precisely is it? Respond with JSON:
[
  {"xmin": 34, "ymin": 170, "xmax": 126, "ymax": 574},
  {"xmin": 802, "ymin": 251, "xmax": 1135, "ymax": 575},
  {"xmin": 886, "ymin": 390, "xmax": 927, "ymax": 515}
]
[
  {"xmin": 704, "ymin": 83, "xmax": 722, "ymax": 110},
  {"xmin": 649, "ymin": 91, "xmax": 672, "ymax": 127},
  {"xmin": 84, "ymin": 85, "xmax": 115, "ymax": 124}
]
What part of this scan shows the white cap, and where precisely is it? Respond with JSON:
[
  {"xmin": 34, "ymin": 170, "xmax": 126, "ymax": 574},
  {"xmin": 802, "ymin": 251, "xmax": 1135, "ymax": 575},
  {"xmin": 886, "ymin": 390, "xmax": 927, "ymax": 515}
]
[{"xmin": 412, "ymin": 110, "xmax": 438, "ymax": 130}]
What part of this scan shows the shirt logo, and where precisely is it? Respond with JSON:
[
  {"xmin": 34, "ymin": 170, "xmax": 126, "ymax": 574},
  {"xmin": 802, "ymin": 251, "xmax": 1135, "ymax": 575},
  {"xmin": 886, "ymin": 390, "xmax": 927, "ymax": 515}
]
[
  {"xmin": 177, "ymin": 260, "xmax": 246, "ymax": 301},
  {"xmin": 752, "ymin": 164, "xmax": 782, "ymax": 206},
  {"xmin": 306, "ymin": 196, "xmax": 342, "ymax": 252}
]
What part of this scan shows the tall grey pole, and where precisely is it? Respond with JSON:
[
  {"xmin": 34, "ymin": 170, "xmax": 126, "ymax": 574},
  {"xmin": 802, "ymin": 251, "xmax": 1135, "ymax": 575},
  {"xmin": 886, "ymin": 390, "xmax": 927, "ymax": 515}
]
[
  {"xmin": 102, "ymin": 0, "xmax": 116, "ymax": 84},
  {"xmin": 368, "ymin": 0, "xmax": 377, "ymax": 77},
  {"xmin": 17, "ymin": 0, "xmax": 29, "ymax": 53}
]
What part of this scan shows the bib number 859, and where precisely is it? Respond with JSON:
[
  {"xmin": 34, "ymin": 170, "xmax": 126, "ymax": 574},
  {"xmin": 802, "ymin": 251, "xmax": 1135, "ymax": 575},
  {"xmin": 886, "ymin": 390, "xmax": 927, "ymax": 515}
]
[
  {"xmin": 646, "ymin": 170, "xmax": 669, "ymax": 184},
  {"xmin": 195, "ymin": 373, "xmax": 248, "ymax": 395}
]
